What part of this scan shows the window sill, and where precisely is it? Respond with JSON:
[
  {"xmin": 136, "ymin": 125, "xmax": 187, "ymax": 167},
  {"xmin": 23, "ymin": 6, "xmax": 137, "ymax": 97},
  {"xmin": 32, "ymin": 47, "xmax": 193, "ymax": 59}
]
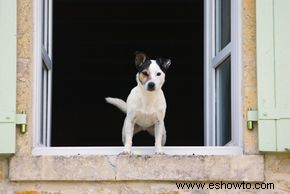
[
  {"xmin": 9, "ymin": 148, "xmax": 264, "ymax": 182},
  {"xmin": 31, "ymin": 146, "xmax": 243, "ymax": 156}
]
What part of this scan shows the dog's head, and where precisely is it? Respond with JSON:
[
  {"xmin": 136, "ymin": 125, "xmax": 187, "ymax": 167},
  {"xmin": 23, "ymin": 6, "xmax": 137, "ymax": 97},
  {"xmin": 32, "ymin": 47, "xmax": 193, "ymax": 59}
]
[{"xmin": 135, "ymin": 51, "xmax": 171, "ymax": 92}]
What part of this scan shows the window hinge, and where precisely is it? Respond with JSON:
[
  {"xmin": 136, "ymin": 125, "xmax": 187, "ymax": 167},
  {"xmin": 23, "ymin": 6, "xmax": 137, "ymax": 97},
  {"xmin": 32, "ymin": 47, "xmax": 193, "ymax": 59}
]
[
  {"xmin": 247, "ymin": 108, "xmax": 258, "ymax": 130},
  {"xmin": 16, "ymin": 112, "xmax": 27, "ymax": 134}
]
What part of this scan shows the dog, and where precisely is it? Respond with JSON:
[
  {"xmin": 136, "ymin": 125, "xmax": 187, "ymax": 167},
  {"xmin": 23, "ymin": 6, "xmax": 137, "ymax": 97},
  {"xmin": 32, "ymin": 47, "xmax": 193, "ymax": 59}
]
[{"xmin": 105, "ymin": 52, "xmax": 171, "ymax": 154}]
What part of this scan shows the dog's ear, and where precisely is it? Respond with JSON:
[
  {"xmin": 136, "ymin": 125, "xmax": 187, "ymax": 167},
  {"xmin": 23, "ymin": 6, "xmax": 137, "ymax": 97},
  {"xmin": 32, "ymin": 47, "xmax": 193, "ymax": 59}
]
[
  {"xmin": 135, "ymin": 51, "xmax": 148, "ymax": 68},
  {"xmin": 156, "ymin": 57, "xmax": 171, "ymax": 72}
]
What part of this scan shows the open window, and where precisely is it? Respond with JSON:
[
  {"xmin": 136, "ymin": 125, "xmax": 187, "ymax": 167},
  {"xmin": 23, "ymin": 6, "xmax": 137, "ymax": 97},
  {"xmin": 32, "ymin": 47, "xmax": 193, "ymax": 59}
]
[
  {"xmin": 35, "ymin": 0, "xmax": 53, "ymax": 147},
  {"xmin": 204, "ymin": 0, "xmax": 242, "ymax": 147},
  {"xmin": 34, "ymin": 0, "xmax": 242, "ymax": 154}
]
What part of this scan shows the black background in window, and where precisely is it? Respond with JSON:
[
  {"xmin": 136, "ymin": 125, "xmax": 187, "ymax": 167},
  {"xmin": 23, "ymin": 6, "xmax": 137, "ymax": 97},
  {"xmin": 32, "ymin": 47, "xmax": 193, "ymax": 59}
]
[{"xmin": 52, "ymin": 0, "xmax": 204, "ymax": 146}]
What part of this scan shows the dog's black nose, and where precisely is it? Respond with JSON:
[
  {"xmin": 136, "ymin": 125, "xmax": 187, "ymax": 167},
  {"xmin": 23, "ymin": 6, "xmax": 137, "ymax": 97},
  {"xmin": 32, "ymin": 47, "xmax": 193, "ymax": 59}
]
[{"xmin": 147, "ymin": 82, "xmax": 155, "ymax": 91}]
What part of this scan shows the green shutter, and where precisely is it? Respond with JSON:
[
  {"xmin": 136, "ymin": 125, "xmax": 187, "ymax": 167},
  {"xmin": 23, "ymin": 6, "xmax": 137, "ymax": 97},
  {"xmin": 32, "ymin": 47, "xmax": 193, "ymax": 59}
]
[
  {"xmin": 257, "ymin": 0, "xmax": 290, "ymax": 152},
  {"xmin": 0, "ymin": 0, "xmax": 17, "ymax": 155}
]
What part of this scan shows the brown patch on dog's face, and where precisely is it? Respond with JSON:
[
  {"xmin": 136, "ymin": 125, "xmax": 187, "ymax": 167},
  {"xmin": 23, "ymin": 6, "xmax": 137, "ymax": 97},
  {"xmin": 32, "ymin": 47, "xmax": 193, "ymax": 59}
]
[{"xmin": 138, "ymin": 70, "xmax": 150, "ymax": 85}]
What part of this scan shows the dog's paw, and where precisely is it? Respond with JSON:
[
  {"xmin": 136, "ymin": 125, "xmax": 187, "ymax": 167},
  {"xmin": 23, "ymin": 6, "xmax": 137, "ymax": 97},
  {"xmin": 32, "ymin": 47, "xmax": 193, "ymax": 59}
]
[
  {"xmin": 155, "ymin": 148, "xmax": 166, "ymax": 155},
  {"xmin": 119, "ymin": 149, "xmax": 131, "ymax": 155},
  {"xmin": 118, "ymin": 152, "xmax": 129, "ymax": 156},
  {"xmin": 155, "ymin": 146, "xmax": 165, "ymax": 155},
  {"xmin": 155, "ymin": 151, "xmax": 166, "ymax": 155}
]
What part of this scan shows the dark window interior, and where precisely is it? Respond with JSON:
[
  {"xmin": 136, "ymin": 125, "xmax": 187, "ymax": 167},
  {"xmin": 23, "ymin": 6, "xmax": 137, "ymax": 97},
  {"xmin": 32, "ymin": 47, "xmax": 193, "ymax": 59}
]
[{"xmin": 52, "ymin": 0, "xmax": 204, "ymax": 146}]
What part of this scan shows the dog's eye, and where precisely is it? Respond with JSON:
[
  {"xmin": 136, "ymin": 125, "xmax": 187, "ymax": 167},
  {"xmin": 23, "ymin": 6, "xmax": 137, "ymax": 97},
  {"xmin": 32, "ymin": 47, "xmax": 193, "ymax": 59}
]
[
  {"xmin": 157, "ymin": 72, "xmax": 162, "ymax": 76},
  {"xmin": 141, "ymin": 71, "xmax": 149, "ymax": 76}
]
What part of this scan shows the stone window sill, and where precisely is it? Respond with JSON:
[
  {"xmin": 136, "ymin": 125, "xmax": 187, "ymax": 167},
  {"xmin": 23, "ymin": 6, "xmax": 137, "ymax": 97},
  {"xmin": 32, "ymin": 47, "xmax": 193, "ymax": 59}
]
[{"xmin": 9, "ymin": 155, "xmax": 264, "ymax": 182}]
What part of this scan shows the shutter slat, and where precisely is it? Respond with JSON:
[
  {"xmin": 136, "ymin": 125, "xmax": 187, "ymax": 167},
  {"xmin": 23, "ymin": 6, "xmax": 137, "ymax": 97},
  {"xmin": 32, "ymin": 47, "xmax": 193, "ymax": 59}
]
[
  {"xmin": 257, "ymin": 0, "xmax": 290, "ymax": 152},
  {"xmin": 256, "ymin": 0, "xmax": 276, "ymax": 151},
  {"xmin": 274, "ymin": 0, "xmax": 290, "ymax": 152},
  {"xmin": 0, "ymin": 0, "xmax": 17, "ymax": 155}
]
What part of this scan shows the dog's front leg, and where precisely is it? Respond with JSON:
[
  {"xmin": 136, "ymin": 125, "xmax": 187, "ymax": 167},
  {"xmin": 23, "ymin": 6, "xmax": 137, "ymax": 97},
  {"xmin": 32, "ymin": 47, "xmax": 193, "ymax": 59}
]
[
  {"xmin": 122, "ymin": 116, "xmax": 134, "ymax": 154},
  {"xmin": 154, "ymin": 120, "xmax": 165, "ymax": 154}
]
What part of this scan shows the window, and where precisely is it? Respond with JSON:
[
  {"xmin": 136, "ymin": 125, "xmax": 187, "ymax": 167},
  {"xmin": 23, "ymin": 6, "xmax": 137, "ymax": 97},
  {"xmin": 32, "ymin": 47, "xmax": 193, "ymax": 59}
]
[
  {"xmin": 204, "ymin": 0, "xmax": 242, "ymax": 147},
  {"xmin": 33, "ymin": 0, "xmax": 242, "ymax": 155},
  {"xmin": 35, "ymin": 0, "xmax": 53, "ymax": 147}
]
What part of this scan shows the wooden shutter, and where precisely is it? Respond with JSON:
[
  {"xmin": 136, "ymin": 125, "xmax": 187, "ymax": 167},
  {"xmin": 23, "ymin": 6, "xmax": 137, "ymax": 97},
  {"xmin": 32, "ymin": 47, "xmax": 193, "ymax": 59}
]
[
  {"xmin": 0, "ymin": 0, "xmax": 17, "ymax": 155},
  {"xmin": 256, "ymin": 0, "xmax": 290, "ymax": 152}
]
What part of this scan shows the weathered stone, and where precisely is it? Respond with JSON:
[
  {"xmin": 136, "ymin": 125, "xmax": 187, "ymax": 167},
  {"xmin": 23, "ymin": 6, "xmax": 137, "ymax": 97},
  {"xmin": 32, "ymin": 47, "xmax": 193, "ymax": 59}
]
[
  {"xmin": 243, "ymin": 0, "xmax": 259, "ymax": 155},
  {"xmin": 16, "ymin": 58, "xmax": 32, "ymax": 157},
  {"xmin": 0, "ymin": 159, "xmax": 3, "ymax": 181},
  {"xmin": 17, "ymin": 0, "xmax": 33, "ymax": 58},
  {"xmin": 116, "ymin": 155, "xmax": 264, "ymax": 182},
  {"xmin": 15, "ymin": 0, "xmax": 33, "ymax": 157},
  {"xmin": 9, "ymin": 156, "xmax": 116, "ymax": 181},
  {"xmin": 15, "ymin": 192, "xmax": 37, "ymax": 194},
  {"xmin": 9, "ymin": 155, "xmax": 264, "ymax": 182},
  {"xmin": 265, "ymin": 154, "xmax": 290, "ymax": 193}
]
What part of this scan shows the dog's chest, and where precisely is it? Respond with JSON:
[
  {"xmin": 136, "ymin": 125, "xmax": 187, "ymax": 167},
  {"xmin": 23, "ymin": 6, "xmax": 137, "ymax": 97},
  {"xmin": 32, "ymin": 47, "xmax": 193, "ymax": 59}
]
[
  {"xmin": 134, "ymin": 110, "xmax": 158, "ymax": 128},
  {"xmin": 127, "ymin": 86, "xmax": 166, "ymax": 128}
]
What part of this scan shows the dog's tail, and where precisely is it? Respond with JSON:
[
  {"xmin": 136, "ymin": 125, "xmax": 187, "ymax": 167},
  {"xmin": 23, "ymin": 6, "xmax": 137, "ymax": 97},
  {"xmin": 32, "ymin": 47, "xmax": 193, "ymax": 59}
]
[{"xmin": 105, "ymin": 97, "xmax": 127, "ymax": 113}]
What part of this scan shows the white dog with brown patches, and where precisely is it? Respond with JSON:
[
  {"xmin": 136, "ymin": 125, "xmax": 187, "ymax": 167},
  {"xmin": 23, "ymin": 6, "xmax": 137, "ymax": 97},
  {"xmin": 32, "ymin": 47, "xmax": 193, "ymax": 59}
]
[{"xmin": 105, "ymin": 52, "xmax": 171, "ymax": 154}]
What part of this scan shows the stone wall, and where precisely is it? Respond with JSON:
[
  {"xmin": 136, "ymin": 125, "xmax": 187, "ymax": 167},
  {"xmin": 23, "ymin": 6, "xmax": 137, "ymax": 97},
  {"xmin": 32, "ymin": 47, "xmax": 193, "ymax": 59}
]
[{"xmin": 0, "ymin": 0, "xmax": 290, "ymax": 193}]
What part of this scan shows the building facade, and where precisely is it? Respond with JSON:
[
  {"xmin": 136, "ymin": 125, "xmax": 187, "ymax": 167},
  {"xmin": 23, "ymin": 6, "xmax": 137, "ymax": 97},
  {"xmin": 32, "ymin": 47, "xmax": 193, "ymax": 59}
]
[{"xmin": 0, "ymin": 0, "xmax": 290, "ymax": 193}]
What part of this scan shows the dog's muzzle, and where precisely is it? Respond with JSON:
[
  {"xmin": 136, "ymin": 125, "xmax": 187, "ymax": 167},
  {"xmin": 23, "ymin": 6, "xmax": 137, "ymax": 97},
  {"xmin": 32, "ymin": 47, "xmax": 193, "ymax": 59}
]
[{"xmin": 147, "ymin": 82, "xmax": 156, "ymax": 91}]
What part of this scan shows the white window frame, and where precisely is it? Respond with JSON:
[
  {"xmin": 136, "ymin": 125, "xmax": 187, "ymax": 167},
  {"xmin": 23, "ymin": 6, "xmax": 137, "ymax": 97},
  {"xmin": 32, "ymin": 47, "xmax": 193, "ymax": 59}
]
[
  {"xmin": 33, "ymin": 0, "xmax": 243, "ymax": 155},
  {"xmin": 204, "ymin": 0, "xmax": 243, "ymax": 147},
  {"xmin": 33, "ymin": 0, "xmax": 53, "ymax": 148}
]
